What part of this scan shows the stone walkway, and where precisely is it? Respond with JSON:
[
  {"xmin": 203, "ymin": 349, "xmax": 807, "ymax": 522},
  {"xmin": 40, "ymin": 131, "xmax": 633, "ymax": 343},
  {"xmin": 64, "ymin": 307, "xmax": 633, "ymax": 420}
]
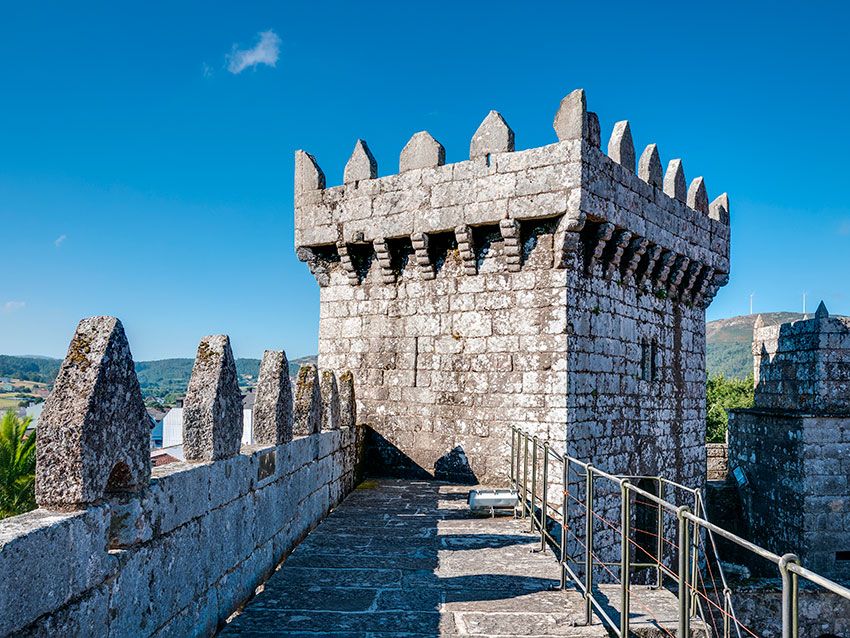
[{"xmin": 221, "ymin": 479, "xmax": 694, "ymax": 637}]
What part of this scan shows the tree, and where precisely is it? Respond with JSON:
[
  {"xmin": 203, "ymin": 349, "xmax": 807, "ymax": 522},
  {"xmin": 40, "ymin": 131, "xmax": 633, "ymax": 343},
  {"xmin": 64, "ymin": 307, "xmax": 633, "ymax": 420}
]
[
  {"xmin": 706, "ymin": 374, "xmax": 754, "ymax": 443},
  {"xmin": 0, "ymin": 410, "xmax": 37, "ymax": 518}
]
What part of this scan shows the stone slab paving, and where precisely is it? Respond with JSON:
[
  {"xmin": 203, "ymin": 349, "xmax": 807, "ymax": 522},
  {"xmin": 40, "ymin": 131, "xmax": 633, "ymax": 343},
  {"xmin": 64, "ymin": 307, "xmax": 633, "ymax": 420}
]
[{"xmin": 221, "ymin": 479, "xmax": 698, "ymax": 637}]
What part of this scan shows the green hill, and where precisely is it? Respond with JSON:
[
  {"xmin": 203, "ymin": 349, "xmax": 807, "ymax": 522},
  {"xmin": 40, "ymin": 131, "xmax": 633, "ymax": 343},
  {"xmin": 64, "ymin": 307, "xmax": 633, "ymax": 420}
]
[
  {"xmin": 705, "ymin": 312, "xmax": 804, "ymax": 378},
  {"xmin": 0, "ymin": 354, "xmax": 318, "ymax": 400}
]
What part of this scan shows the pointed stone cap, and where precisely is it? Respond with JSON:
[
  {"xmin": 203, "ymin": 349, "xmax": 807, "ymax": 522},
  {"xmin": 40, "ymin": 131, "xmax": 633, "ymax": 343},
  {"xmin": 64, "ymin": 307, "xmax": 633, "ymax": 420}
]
[
  {"xmin": 687, "ymin": 177, "xmax": 709, "ymax": 214},
  {"xmin": 36, "ymin": 316, "xmax": 151, "ymax": 507},
  {"xmin": 294, "ymin": 150, "xmax": 325, "ymax": 194},
  {"xmin": 343, "ymin": 139, "xmax": 378, "ymax": 184},
  {"xmin": 400, "ymin": 131, "xmax": 445, "ymax": 172},
  {"xmin": 709, "ymin": 193, "xmax": 730, "ymax": 224},
  {"xmin": 554, "ymin": 88, "xmax": 590, "ymax": 142},
  {"xmin": 607, "ymin": 120, "xmax": 635, "ymax": 172},
  {"xmin": 753, "ymin": 314, "xmax": 764, "ymax": 330},
  {"xmin": 253, "ymin": 350, "xmax": 293, "ymax": 445},
  {"xmin": 815, "ymin": 300, "xmax": 829, "ymax": 319},
  {"xmin": 470, "ymin": 110, "xmax": 515, "ymax": 159},
  {"xmin": 183, "ymin": 335, "xmax": 243, "ymax": 462},
  {"xmin": 320, "ymin": 370, "xmax": 340, "ymax": 431},
  {"xmin": 338, "ymin": 370, "xmax": 356, "ymax": 429},
  {"xmin": 638, "ymin": 144, "xmax": 663, "ymax": 188},
  {"xmin": 663, "ymin": 159, "xmax": 686, "ymax": 202},
  {"xmin": 293, "ymin": 364, "xmax": 322, "ymax": 436}
]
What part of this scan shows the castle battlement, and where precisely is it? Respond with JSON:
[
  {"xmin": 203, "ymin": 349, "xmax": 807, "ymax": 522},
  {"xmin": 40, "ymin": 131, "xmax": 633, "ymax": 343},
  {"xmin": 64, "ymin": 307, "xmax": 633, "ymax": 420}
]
[
  {"xmin": 295, "ymin": 89, "xmax": 730, "ymax": 307},
  {"xmin": 1, "ymin": 316, "xmax": 364, "ymax": 635},
  {"xmin": 751, "ymin": 302, "xmax": 850, "ymax": 414}
]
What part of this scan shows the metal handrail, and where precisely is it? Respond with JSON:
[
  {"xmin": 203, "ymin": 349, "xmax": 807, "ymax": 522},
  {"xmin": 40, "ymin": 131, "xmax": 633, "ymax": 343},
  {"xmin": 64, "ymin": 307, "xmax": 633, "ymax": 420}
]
[{"xmin": 509, "ymin": 426, "xmax": 850, "ymax": 638}]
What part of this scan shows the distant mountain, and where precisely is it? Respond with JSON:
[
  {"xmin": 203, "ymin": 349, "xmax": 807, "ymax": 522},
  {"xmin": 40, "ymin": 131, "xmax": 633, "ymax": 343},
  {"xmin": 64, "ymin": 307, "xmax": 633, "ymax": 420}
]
[
  {"xmin": 706, "ymin": 312, "xmax": 805, "ymax": 379},
  {"xmin": 0, "ymin": 353, "xmax": 319, "ymax": 398}
]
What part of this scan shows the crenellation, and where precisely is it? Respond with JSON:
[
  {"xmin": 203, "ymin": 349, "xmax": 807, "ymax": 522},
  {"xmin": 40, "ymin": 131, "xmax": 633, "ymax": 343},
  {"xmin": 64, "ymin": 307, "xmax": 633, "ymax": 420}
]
[
  {"xmin": 663, "ymin": 158, "xmax": 686, "ymax": 202},
  {"xmin": 253, "ymin": 350, "xmax": 294, "ymax": 446},
  {"xmin": 638, "ymin": 143, "xmax": 663, "ymax": 188},
  {"xmin": 687, "ymin": 176, "xmax": 709, "ymax": 214},
  {"xmin": 607, "ymin": 120, "xmax": 635, "ymax": 172},
  {"xmin": 343, "ymin": 139, "xmax": 378, "ymax": 184},
  {"xmin": 293, "ymin": 364, "xmax": 322, "ymax": 436},
  {"xmin": 470, "ymin": 110, "xmax": 515, "ymax": 159},
  {"xmin": 399, "ymin": 131, "xmax": 445, "ymax": 172},
  {"xmin": 183, "ymin": 335, "xmax": 243, "ymax": 463}
]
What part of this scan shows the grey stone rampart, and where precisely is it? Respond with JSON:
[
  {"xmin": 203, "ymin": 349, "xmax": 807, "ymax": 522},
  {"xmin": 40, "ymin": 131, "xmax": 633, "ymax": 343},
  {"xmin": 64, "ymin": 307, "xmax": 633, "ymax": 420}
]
[
  {"xmin": 295, "ymin": 89, "xmax": 729, "ymax": 485},
  {"xmin": 0, "ymin": 319, "xmax": 365, "ymax": 637},
  {"xmin": 751, "ymin": 306, "xmax": 850, "ymax": 413},
  {"xmin": 729, "ymin": 305, "xmax": 850, "ymax": 579}
]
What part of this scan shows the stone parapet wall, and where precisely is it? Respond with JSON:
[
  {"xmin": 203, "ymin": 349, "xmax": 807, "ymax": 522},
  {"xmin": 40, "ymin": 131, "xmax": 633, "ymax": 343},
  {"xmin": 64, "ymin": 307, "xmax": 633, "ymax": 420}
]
[
  {"xmin": 752, "ymin": 306, "xmax": 850, "ymax": 413},
  {"xmin": 0, "ymin": 429, "xmax": 361, "ymax": 636},
  {"xmin": 0, "ymin": 317, "xmax": 364, "ymax": 637}
]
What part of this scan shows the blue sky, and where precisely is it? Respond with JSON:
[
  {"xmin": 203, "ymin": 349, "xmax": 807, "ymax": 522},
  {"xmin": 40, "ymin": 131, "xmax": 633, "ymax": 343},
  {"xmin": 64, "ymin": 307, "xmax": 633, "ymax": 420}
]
[{"xmin": 1, "ymin": 1, "xmax": 848, "ymax": 360}]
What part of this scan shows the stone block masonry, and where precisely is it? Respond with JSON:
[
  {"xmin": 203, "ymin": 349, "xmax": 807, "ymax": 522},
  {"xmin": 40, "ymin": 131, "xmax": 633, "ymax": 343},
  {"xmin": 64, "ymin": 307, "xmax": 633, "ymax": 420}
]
[
  {"xmin": 0, "ymin": 317, "xmax": 364, "ymax": 637},
  {"xmin": 294, "ymin": 88, "xmax": 730, "ymax": 487},
  {"xmin": 729, "ymin": 304, "xmax": 850, "ymax": 578}
]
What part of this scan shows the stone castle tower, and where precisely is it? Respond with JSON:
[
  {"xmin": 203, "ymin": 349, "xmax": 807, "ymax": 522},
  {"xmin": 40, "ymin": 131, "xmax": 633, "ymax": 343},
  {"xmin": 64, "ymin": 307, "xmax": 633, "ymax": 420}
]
[
  {"xmin": 295, "ymin": 89, "xmax": 730, "ymax": 485},
  {"xmin": 730, "ymin": 304, "xmax": 850, "ymax": 577}
]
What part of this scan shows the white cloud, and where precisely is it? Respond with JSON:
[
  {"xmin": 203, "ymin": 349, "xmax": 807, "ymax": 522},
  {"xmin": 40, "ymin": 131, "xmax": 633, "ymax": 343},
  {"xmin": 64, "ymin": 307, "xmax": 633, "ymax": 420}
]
[
  {"xmin": 2, "ymin": 301, "xmax": 25, "ymax": 315},
  {"xmin": 226, "ymin": 30, "xmax": 281, "ymax": 74},
  {"xmin": 54, "ymin": 234, "xmax": 67, "ymax": 248},
  {"xmin": 202, "ymin": 62, "xmax": 214, "ymax": 78}
]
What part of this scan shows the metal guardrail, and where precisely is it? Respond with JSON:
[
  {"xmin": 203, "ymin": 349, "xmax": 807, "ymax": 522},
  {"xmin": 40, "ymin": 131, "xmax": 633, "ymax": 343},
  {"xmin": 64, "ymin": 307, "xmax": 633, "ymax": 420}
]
[{"xmin": 509, "ymin": 426, "xmax": 850, "ymax": 638}]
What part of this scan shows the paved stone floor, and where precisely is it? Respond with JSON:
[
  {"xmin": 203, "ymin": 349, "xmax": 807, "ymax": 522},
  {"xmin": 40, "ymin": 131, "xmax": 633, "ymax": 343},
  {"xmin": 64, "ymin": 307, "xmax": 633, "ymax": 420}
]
[{"xmin": 221, "ymin": 479, "xmax": 698, "ymax": 637}]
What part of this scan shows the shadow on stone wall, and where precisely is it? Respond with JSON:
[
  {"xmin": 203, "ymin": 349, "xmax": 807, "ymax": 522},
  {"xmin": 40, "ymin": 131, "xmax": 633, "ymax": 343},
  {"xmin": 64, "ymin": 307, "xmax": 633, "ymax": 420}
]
[{"xmin": 364, "ymin": 428, "xmax": 479, "ymax": 484}]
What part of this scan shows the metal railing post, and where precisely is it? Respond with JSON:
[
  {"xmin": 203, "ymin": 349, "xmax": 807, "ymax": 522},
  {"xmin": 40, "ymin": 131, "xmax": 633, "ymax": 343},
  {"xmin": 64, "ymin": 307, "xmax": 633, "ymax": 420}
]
[
  {"xmin": 690, "ymin": 493, "xmax": 700, "ymax": 616},
  {"xmin": 677, "ymin": 506, "xmax": 691, "ymax": 638},
  {"xmin": 584, "ymin": 465, "xmax": 594, "ymax": 626},
  {"xmin": 510, "ymin": 427, "xmax": 516, "ymax": 489},
  {"xmin": 779, "ymin": 553, "xmax": 800, "ymax": 638},
  {"xmin": 540, "ymin": 442, "xmax": 549, "ymax": 550},
  {"xmin": 723, "ymin": 588, "xmax": 731, "ymax": 638},
  {"xmin": 620, "ymin": 480, "xmax": 631, "ymax": 638},
  {"xmin": 560, "ymin": 457, "xmax": 569, "ymax": 590},
  {"xmin": 655, "ymin": 477, "xmax": 664, "ymax": 589},
  {"xmin": 522, "ymin": 434, "xmax": 529, "ymax": 519},
  {"xmin": 530, "ymin": 436, "xmax": 539, "ymax": 533}
]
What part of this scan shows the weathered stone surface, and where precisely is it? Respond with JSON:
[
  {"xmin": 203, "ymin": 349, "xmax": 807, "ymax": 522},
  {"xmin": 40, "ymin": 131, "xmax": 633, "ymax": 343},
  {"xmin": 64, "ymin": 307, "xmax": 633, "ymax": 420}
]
[
  {"xmin": 638, "ymin": 143, "xmax": 662, "ymax": 188},
  {"xmin": 730, "ymin": 309, "xmax": 850, "ymax": 578},
  {"xmin": 553, "ymin": 88, "xmax": 588, "ymax": 141},
  {"xmin": 338, "ymin": 370, "xmax": 356, "ymax": 429},
  {"xmin": 294, "ymin": 150, "xmax": 325, "ymax": 195},
  {"xmin": 709, "ymin": 192, "xmax": 730, "ymax": 224},
  {"xmin": 343, "ymin": 139, "xmax": 378, "ymax": 184},
  {"xmin": 1, "ymin": 423, "xmax": 364, "ymax": 636},
  {"xmin": 183, "ymin": 335, "xmax": 243, "ymax": 462},
  {"xmin": 223, "ymin": 479, "xmax": 690, "ymax": 637},
  {"xmin": 399, "ymin": 131, "xmax": 445, "ymax": 171},
  {"xmin": 36, "ymin": 316, "xmax": 150, "ymax": 508},
  {"xmin": 469, "ymin": 110, "xmax": 514, "ymax": 159},
  {"xmin": 687, "ymin": 176, "xmax": 709, "ymax": 213},
  {"xmin": 607, "ymin": 120, "xmax": 635, "ymax": 171},
  {"xmin": 320, "ymin": 370, "xmax": 340, "ymax": 431},
  {"xmin": 663, "ymin": 158, "xmax": 686, "ymax": 202},
  {"xmin": 294, "ymin": 364, "xmax": 322, "ymax": 436},
  {"xmin": 253, "ymin": 349, "xmax": 293, "ymax": 445},
  {"xmin": 294, "ymin": 89, "xmax": 731, "ymax": 486}
]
